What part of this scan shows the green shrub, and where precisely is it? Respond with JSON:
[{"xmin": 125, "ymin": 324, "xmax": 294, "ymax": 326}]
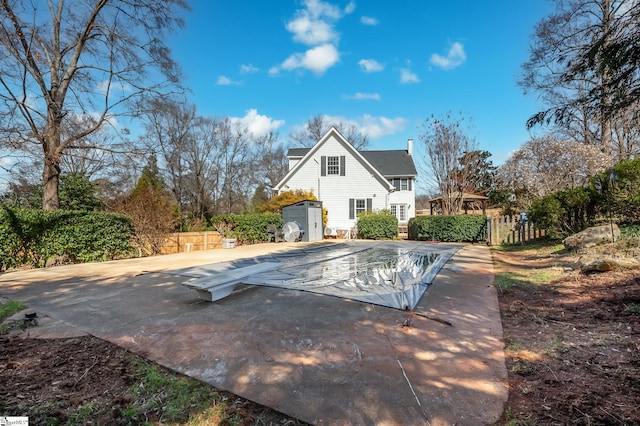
[
  {"xmin": 527, "ymin": 159, "xmax": 640, "ymax": 239},
  {"xmin": 408, "ymin": 214, "xmax": 487, "ymax": 242},
  {"xmin": 609, "ymin": 158, "xmax": 640, "ymax": 223},
  {"xmin": 209, "ymin": 213, "xmax": 282, "ymax": 244},
  {"xmin": 357, "ymin": 210, "xmax": 398, "ymax": 240},
  {"xmin": 621, "ymin": 223, "xmax": 640, "ymax": 239},
  {"xmin": 0, "ymin": 208, "xmax": 134, "ymax": 271}
]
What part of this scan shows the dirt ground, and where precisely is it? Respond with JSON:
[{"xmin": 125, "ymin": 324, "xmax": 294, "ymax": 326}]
[
  {"xmin": 1, "ymin": 241, "xmax": 639, "ymax": 425},
  {"xmin": 493, "ymin": 241, "xmax": 640, "ymax": 425},
  {"xmin": 0, "ymin": 333, "xmax": 305, "ymax": 425}
]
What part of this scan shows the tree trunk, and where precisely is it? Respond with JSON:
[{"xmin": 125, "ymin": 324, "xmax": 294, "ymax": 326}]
[
  {"xmin": 42, "ymin": 152, "xmax": 61, "ymax": 210},
  {"xmin": 600, "ymin": 0, "xmax": 613, "ymax": 158},
  {"xmin": 42, "ymin": 112, "xmax": 62, "ymax": 210}
]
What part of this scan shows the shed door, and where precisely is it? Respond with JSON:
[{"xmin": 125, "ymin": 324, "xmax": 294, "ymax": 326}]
[{"xmin": 309, "ymin": 207, "xmax": 323, "ymax": 241}]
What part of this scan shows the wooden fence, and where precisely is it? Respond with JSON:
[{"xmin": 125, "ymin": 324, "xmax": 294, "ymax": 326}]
[
  {"xmin": 161, "ymin": 231, "xmax": 223, "ymax": 254},
  {"xmin": 486, "ymin": 215, "xmax": 546, "ymax": 246}
]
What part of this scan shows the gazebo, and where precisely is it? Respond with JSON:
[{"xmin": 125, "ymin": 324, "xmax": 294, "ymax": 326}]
[{"xmin": 428, "ymin": 192, "xmax": 488, "ymax": 215}]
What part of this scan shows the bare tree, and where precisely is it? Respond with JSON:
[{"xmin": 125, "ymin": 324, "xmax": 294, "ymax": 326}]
[
  {"xmin": 253, "ymin": 132, "xmax": 287, "ymax": 198},
  {"xmin": 418, "ymin": 112, "xmax": 479, "ymax": 215},
  {"xmin": 521, "ymin": 0, "xmax": 639, "ymax": 159},
  {"xmin": 141, "ymin": 97, "xmax": 197, "ymax": 219},
  {"xmin": 213, "ymin": 118, "xmax": 255, "ymax": 214},
  {"xmin": 290, "ymin": 113, "xmax": 369, "ymax": 150},
  {"xmin": 0, "ymin": 0, "xmax": 188, "ymax": 210}
]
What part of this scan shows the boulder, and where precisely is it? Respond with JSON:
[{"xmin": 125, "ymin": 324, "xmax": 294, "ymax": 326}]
[
  {"xmin": 563, "ymin": 224, "xmax": 621, "ymax": 251},
  {"xmin": 580, "ymin": 256, "xmax": 640, "ymax": 272}
]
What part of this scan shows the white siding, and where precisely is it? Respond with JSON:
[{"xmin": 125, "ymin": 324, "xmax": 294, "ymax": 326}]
[
  {"xmin": 279, "ymin": 135, "xmax": 391, "ymax": 230},
  {"xmin": 289, "ymin": 158, "xmax": 301, "ymax": 170}
]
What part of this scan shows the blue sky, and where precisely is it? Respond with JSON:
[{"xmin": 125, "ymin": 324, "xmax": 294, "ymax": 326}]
[{"xmin": 171, "ymin": 0, "xmax": 552, "ymax": 164}]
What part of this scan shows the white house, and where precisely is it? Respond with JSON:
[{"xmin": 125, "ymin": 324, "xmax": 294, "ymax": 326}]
[{"xmin": 273, "ymin": 127, "xmax": 417, "ymax": 231}]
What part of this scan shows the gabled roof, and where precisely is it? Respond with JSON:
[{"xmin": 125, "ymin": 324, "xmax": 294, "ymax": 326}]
[
  {"xmin": 274, "ymin": 127, "xmax": 395, "ymax": 192},
  {"xmin": 360, "ymin": 150, "xmax": 417, "ymax": 177},
  {"xmin": 284, "ymin": 148, "xmax": 417, "ymax": 177}
]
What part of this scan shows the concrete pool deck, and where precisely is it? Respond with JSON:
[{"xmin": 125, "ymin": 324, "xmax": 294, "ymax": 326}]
[{"xmin": 0, "ymin": 240, "xmax": 507, "ymax": 425}]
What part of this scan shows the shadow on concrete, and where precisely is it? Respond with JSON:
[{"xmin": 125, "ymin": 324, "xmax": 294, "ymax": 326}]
[{"xmin": 0, "ymin": 241, "xmax": 507, "ymax": 425}]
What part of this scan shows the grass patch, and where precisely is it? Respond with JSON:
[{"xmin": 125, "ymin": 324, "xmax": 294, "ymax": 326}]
[
  {"xmin": 493, "ymin": 239, "xmax": 563, "ymax": 253},
  {"xmin": 494, "ymin": 267, "xmax": 562, "ymax": 291},
  {"xmin": 126, "ymin": 358, "xmax": 239, "ymax": 424},
  {"xmin": 547, "ymin": 336, "xmax": 571, "ymax": 354},
  {"xmin": 0, "ymin": 300, "xmax": 25, "ymax": 322},
  {"xmin": 0, "ymin": 300, "xmax": 26, "ymax": 333},
  {"xmin": 494, "ymin": 272, "xmax": 529, "ymax": 290},
  {"xmin": 625, "ymin": 303, "xmax": 640, "ymax": 313},
  {"xmin": 529, "ymin": 267, "xmax": 564, "ymax": 284}
]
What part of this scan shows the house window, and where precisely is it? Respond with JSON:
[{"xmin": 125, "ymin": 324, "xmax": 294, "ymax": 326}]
[
  {"xmin": 391, "ymin": 204, "xmax": 407, "ymax": 222},
  {"xmin": 389, "ymin": 178, "xmax": 411, "ymax": 191},
  {"xmin": 349, "ymin": 198, "xmax": 372, "ymax": 219},
  {"xmin": 327, "ymin": 156, "xmax": 340, "ymax": 175},
  {"xmin": 321, "ymin": 155, "xmax": 345, "ymax": 176}
]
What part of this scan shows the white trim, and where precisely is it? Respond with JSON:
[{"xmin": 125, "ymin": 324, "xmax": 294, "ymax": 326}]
[{"xmin": 273, "ymin": 127, "xmax": 394, "ymax": 193}]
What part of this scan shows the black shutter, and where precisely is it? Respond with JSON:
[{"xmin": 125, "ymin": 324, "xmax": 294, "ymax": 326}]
[
  {"xmin": 366, "ymin": 198, "xmax": 372, "ymax": 212},
  {"xmin": 408, "ymin": 178, "xmax": 412, "ymax": 191},
  {"xmin": 321, "ymin": 156, "xmax": 326, "ymax": 176},
  {"xmin": 349, "ymin": 198, "xmax": 355, "ymax": 219},
  {"xmin": 340, "ymin": 156, "xmax": 346, "ymax": 176}
]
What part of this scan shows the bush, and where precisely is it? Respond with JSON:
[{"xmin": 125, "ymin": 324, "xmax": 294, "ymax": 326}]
[
  {"xmin": 357, "ymin": 210, "xmax": 398, "ymax": 240},
  {"xmin": 408, "ymin": 215, "xmax": 487, "ymax": 242},
  {"xmin": 609, "ymin": 158, "xmax": 640, "ymax": 223},
  {"xmin": 209, "ymin": 213, "xmax": 282, "ymax": 244},
  {"xmin": 527, "ymin": 159, "xmax": 640, "ymax": 239},
  {"xmin": 0, "ymin": 208, "xmax": 134, "ymax": 271}
]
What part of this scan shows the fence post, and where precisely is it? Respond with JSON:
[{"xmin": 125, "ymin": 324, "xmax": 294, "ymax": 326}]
[{"xmin": 486, "ymin": 216, "xmax": 493, "ymax": 245}]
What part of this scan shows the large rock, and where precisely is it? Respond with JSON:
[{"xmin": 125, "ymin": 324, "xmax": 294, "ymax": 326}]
[{"xmin": 563, "ymin": 224, "xmax": 621, "ymax": 251}]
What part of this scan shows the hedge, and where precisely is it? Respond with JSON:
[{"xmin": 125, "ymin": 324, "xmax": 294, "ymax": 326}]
[
  {"xmin": 527, "ymin": 158, "xmax": 640, "ymax": 239},
  {"xmin": 408, "ymin": 214, "xmax": 487, "ymax": 242},
  {"xmin": 357, "ymin": 211, "xmax": 398, "ymax": 240},
  {"xmin": 208, "ymin": 213, "xmax": 283, "ymax": 244},
  {"xmin": 0, "ymin": 208, "xmax": 134, "ymax": 271}
]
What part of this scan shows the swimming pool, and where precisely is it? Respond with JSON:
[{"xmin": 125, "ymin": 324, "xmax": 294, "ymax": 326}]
[{"xmin": 176, "ymin": 241, "xmax": 461, "ymax": 310}]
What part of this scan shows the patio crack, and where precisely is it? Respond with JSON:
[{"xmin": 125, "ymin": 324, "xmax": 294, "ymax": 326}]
[{"xmin": 371, "ymin": 304, "xmax": 431, "ymax": 424}]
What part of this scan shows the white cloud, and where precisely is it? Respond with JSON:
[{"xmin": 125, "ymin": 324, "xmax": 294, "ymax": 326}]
[
  {"xmin": 359, "ymin": 114, "xmax": 406, "ymax": 138},
  {"xmin": 276, "ymin": 0, "xmax": 352, "ymax": 76},
  {"xmin": 216, "ymin": 75, "xmax": 241, "ymax": 85},
  {"xmin": 97, "ymin": 80, "xmax": 131, "ymax": 95},
  {"xmin": 273, "ymin": 43, "xmax": 339, "ymax": 76},
  {"xmin": 318, "ymin": 114, "xmax": 406, "ymax": 139},
  {"xmin": 343, "ymin": 92, "xmax": 381, "ymax": 101},
  {"xmin": 360, "ymin": 16, "xmax": 378, "ymax": 26},
  {"xmin": 286, "ymin": 14, "xmax": 337, "ymax": 45},
  {"xmin": 430, "ymin": 41, "xmax": 467, "ymax": 70},
  {"xmin": 358, "ymin": 58, "xmax": 384, "ymax": 73},
  {"xmin": 240, "ymin": 64, "xmax": 259, "ymax": 74},
  {"xmin": 231, "ymin": 109, "xmax": 285, "ymax": 137},
  {"xmin": 305, "ymin": 0, "xmax": 346, "ymax": 20},
  {"xmin": 400, "ymin": 68, "xmax": 420, "ymax": 84},
  {"xmin": 286, "ymin": 0, "xmax": 351, "ymax": 46},
  {"xmin": 344, "ymin": 1, "xmax": 356, "ymax": 14}
]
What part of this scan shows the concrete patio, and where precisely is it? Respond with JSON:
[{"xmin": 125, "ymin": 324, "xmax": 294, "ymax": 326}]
[{"xmin": 0, "ymin": 240, "xmax": 507, "ymax": 425}]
